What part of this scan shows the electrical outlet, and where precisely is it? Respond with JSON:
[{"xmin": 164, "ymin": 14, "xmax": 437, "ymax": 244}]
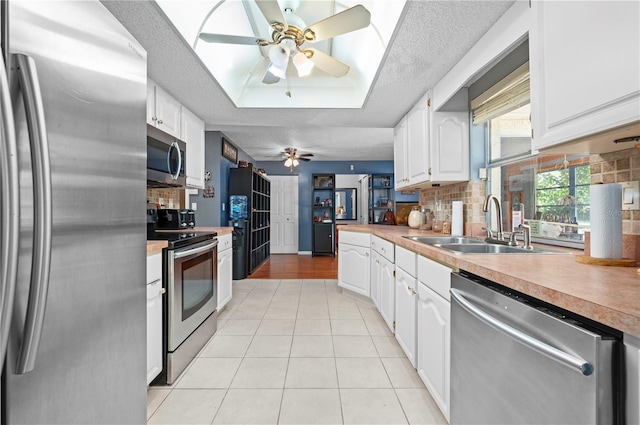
[
  {"xmin": 222, "ymin": 203, "xmax": 225, "ymax": 211},
  {"xmin": 191, "ymin": 202, "xmax": 197, "ymax": 211}
]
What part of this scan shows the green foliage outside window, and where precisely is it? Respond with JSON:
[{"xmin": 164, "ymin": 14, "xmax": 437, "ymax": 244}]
[{"xmin": 535, "ymin": 165, "xmax": 590, "ymax": 224}]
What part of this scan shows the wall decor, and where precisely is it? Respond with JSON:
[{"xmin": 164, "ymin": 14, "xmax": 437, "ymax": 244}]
[{"xmin": 222, "ymin": 137, "xmax": 238, "ymax": 164}]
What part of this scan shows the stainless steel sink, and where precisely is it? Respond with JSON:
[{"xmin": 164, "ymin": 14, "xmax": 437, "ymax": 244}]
[
  {"xmin": 403, "ymin": 236, "xmax": 483, "ymax": 245},
  {"xmin": 436, "ymin": 243, "xmax": 568, "ymax": 254}
]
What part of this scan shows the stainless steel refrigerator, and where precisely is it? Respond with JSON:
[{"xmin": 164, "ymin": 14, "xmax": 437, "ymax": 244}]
[{"xmin": 1, "ymin": 1, "xmax": 147, "ymax": 423}]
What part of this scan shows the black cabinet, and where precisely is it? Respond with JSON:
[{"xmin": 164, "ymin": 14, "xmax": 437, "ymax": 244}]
[
  {"xmin": 312, "ymin": 174, "xmax": 335, "ymax": 256},
  {"xmin": 229, "ymin": 167, "xmax": 270, "ymax": 274}
]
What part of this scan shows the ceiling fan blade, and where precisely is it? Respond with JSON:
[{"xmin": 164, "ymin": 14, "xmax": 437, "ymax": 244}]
[
  {"xmin": 303, "ymin": 5, "xmax": 370, "ymax": 43},
  {"xmin": 306, "ymin": 49, "xmax": 349, "ymax": 77},
  {"xmin": 299, "ymin": 157, "xmax": 312, "ymax": 162},
  {"xmin": 262, "ymin": 68, "xmax": 280, "ymax": 84},
  {"xmin": 297, "ymin": 153, "xmax": 314, "ymax": 157},
  {"xmin": 255, "ymin": 0, "xmax": 288, "ymax": 32},
  {"xmin": 198, "ymin": 33, "xmax": 266, "ymax": 46}
]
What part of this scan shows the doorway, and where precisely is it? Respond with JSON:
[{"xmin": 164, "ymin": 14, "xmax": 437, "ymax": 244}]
[{"xmin": 270, "ymin": 175, "xmax": 299, "ymax": 254}]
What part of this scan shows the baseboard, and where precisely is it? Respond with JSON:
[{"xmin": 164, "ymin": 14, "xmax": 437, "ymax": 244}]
[{"xmin": 298, "ymin": 251, "xmax": 312, "ymax": 256}]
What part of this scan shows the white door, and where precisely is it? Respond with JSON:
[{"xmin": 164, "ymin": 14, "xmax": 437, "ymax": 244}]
[{"xmin": 270, "ymin": 175, "xmax": 299, "ymax": 254}]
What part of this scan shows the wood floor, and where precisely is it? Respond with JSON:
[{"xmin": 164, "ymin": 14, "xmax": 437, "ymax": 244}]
[{"xmin": 249, "ymin": 254, "xmax": 338, "ymax": 279}]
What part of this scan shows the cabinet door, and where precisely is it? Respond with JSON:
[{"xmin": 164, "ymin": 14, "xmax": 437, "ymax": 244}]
[
  {"xmin": 417, "ymin": 283, "xmax": 450, "ymax": 421},
  {"xmin": 181, "ymin": 106, "xmax": 205, "ymax": 189},
  {"xmin": 370, "ymin": 250, "xmax": 381, "ymax": 309},
  {"xmin": 379, "ymin": 256, "xmax": 395, "ymax": 333},
  {"xmin": 530, "ymin": 1, "xmax": 640, "ymax": 151},
  {"xmin": 154, "ymin": 85, "xmax": 181, "ymax": 138},
  {"xmin": 313, "ymin": 223, "xmax": 334, "ymax": 254},
  {"xmin": 217, "ymin": 247, "xmax": 233, "ymax": 311},
  {"xmin": 430, "ymin": 111, "xmax": 469, "ymax": 182},
  {"xmin": 338, "ymin": 243, "xmax": 371, "ymax": 296},
  {"xmin": 394, "ymin": 117, "xmax": 408, "ymax": 189},
  {"xmin": 146, "ymin": 280, "xmax": 162, "ymax": 385},
  {"xmin": 407, "ymin": 94, "xmax": 431, "ymax": 186},
  {"xmin": 395, "ymin": 266, "xmax": 417, "ymax": 367}
]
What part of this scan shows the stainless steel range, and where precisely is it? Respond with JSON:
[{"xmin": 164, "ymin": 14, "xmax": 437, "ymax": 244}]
[{"xmin": 148, "ymin": 208, "xmax": 218, "ymax": 384}]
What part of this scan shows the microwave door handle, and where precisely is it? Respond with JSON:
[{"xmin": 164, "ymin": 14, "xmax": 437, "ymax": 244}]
[
  {"xmin": 14, "ymin": 54, "xmax": 53, "ymax": 375},
  {"xmin": 167, "ymin": 141, "xmax": 181, "ymax": 180},
  {"xmin": 0, "ymin": 52, "xmax": 19, "ymax": 368},
  {"xmin": 174, "ymin": 240, "xmax": 218, "ymax": 259},
  {"xmin": 450, "ymin": 288, "xmax": 593, "ymax": 376}
]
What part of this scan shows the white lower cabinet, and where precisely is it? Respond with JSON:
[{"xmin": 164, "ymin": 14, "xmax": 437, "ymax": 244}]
[
  {"xmin": 417, "ymin": 255, "xmax": 452, "ymax": 422},
  {"xmin": 370, "ymin": 250, "xmax": 382, "ymax": 309},
  {"xmin": 146, "ymin": 253, "xmax": 163, "ymax": 385},
  {"xmin": 217, "ymin": 233, "xmax": 233, "ymax": 311},
  {"xmin": 378, "ymin": 255, "xmax": 395, "ymax": 332},
  {"xmin": 338, "ymin": 231, "xmax": 371, "ymax": 297},
  {"xmin": 395, "ymin": 246, "xmax": 418, "ymax": 367}
]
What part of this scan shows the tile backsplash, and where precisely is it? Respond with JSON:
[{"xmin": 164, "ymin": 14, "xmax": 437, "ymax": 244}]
[
  {"xmin": 419, "ymin": 181, "xmax": 487, "ymax": 236},
  {"xmin": 147, "ymin": 188, "xmax": 183, "ymax": 209},
  {"xmin": 590, "ymin": 147, "xmax": 640, "ymax": 234}
]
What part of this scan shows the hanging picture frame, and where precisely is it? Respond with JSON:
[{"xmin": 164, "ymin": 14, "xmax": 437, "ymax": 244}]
[{"xmin": 222, "ymin": 137, "xmax": 238, "ymax": 164}]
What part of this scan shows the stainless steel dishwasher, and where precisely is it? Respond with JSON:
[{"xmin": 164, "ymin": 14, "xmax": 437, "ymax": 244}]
[{"xmin": 450, "ymin": 271, "xmax": 623, "ymax": 424}]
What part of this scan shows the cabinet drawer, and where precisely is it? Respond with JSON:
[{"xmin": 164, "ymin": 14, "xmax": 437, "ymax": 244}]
[
  {"xmin": 339, "ymin": 230, "xmax": 370, "ymax": 247},
  {"xmin": 371, "ymin": 235, "xmax": 394, "ymax": 263},
  {"xmin": 396, "ymin": 245, "xmax": 417, "ymax": 277},
  {"xmin": 218, "ymin": 233, "xmax": 232, "ymax": 252},
  {"xmin": 146, "ymin": 253, "xmax": 162, "ymax": 285},
  {"xmin": 417, "ymin": 255, "xmax": 452, "ymax": 301}
]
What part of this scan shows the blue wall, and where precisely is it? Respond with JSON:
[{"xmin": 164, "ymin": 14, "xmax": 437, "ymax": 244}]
[
  {"xmin": 253, "ymin": 160, "xmax": 416, "ymax": 252},
  {"xmin": 189, "ymin": 131, "xmax": 256, "ymax": 227}
]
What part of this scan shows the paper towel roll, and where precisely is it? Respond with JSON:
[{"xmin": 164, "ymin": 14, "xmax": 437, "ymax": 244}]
[
  {"xmin": 452, "ymin": 201, "xmax": 463, "ymax": 236},
  {"xmin": 590, "ymin": 184, "xmax": 623, "ymax": 259}
]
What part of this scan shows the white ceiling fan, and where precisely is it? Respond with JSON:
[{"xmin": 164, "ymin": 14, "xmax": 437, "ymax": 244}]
[
  {"xmin": 282, "ymin": 147, "xmax": 313, "ymax": 171},
  {"xmin": 198, "ymin": 0, "xmax": 371, "ymax": 85}
]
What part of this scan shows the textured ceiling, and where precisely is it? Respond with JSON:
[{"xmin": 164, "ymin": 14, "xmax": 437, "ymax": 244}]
[{"xmin": 102, "ymin": 0, "xmax": 515, "ymax": 161}]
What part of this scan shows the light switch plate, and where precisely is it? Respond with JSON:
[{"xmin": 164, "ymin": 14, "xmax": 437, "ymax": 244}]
[{"xmin": 620, "ymin": 181, "xmax": 639, "ymax": 210}]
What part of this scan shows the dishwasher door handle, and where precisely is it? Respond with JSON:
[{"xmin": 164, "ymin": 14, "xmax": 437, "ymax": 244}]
[{"xmin": 450, "ymin": 288, "xmax": 593, "ymax": 376}]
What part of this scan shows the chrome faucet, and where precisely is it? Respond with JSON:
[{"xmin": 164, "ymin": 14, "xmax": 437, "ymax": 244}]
[{"xmin": 483, "ymin": 194, "xmax": 504, "ymax": 242}]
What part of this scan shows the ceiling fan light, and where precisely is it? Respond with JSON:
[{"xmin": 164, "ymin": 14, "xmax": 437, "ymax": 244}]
[
  {"xmin": 268, "ymin": 62, "xmax": 287, "ymax": 79},
  {"xmin": 284, "ymin": 157, "xmax": 293, "ymax": 167},
  {"xmin": 293, "ymin": 158, "xmax": 300, "ymax": 167},
  {"xmin": 268, "ymin": 43, "xmax": 290, "ymax": 68},
  {"xmin": 293, "ymin": 52, "xmax": 314, "ymax": 77}
]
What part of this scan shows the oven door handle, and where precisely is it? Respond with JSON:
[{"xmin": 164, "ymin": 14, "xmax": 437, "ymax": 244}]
[
  {"xmin": 174, "ymin": 240, "xmax": 218, "ymax": 259},
  {"xmin": 450, "ymin": 288, "xmax": 593, "ymax": 376}
]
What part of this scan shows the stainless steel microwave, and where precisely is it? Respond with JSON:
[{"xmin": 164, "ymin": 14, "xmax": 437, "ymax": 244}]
[{"xmin": 147, "ymin": 124, "xmax": 186, "ymax": 187}]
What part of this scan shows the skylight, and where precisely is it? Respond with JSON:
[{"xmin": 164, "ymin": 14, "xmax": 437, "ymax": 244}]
[{"xmin": 156, "ymin": 0, "xmax": 405, "ymax": 108}]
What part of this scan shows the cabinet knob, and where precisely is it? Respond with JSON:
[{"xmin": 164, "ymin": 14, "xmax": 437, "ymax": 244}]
[
  {"xmin": 161, "ymin": 288, "xmax": 166, "ymax": 295},
  {"xmin": 158, "ymin": 119, "xmax": 164, "ymax": 125},
  {"xmin": 366, "ymin": 252, "xmax": 369, "ymax": 257},
  {"xmin": 152, "ymin": 115, "xmax": 158, "ymax": 122}
]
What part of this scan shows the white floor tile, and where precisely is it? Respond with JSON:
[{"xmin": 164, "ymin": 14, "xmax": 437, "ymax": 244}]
[
  {"xmin": 175, "ymin": 358, "xmax": 241, "ymax": 389},
  {"xmin": 245, "ymin": 335, "xmax": 292, "ymax": 357},
  {"xmin": 364, "ymin": 317, "xmax": 394, "ymax": 336},
  {"xmin": 333, "ymin": 335, "xmax": 379, "ymax": 357},
  {"xmin": 372, "ymin": 336, "xmax": 406, "ymax": 357},
  {"xmin": 294, "ymin": 319, "xmax": 332, "ymax": 335},
  {"xmin": 147, "ymin": 389, "xmax": 226, "ymax": 424},
  {"xmin": 146, "ymin": 388, "xmax": 170, "ymax": 420},
  {"xmin": 217, "ymin": 319, "xmax": 261, "ymax": 336},
  {"xmin": 285, "ymin": 358, "xmax": 338, "ymax": 388},
  {"xmin": 340, "ymin": 388, "xmax": 408, "ymax": 425},
  {"xmin": 200, "ymin": 335, "xmax": 253, "ymax": 357},
  {"xmin": 336, "ymin": 358, "xmax": 392, "ymax": 388},
  {"xmin": 212, "ymin": 389, "xmax": 283, "ymax": 424},
  {"xmin": 256, "ymin": 319, "xmax": 296, "ymax": 336},
  {"xmin": 263, "ymin": 306, "xmax": 298, "ymax": 320},
  {"xmin": 279, "ymin": 389, "xmax": 343, "ymax": 424},
  {"xmin": 290, "ymin": 336, "xmax": 335, "ymax": 357},
  {"xmin": 395, "ymin": 388, "xmax": 448, "ymax": 425},
  {"xmin": 381, "ymin": 357, "xmax": 426, "ymax": 389},
  {"xmin": 329, "ymin": 307, "xmax": 363, "ymax": 320},
  {"xmin": 230, "ymin": 357, "xmax": 288, "ymax": 388},
  {"xmin": 331, "ymin": 319, "xmax": 369, "ymax": 336}
]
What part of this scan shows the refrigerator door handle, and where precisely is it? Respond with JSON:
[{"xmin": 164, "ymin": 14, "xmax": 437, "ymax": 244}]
[
  {"xmin": 14, "ymin": 53, "xmax": 52, "ymax": 374},
  {"xmin": 168, "ymin": 141, "xmax": 182, "ymax": 180},
  {"xmin": 0, "ymin": 52, "xmax": 20, "ymax": 368},
  {"xmin": 450, "ymin": 288, "xmax": 594, "ymax": 376}
]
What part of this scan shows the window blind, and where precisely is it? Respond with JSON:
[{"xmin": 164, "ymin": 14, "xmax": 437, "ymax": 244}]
[{"xmin": 471, "ymin": 62, "xmax": 530, "ymax": 125}]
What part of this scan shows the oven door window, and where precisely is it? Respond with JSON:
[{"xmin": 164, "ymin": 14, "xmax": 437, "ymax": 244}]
[{"xmin": 181, "ymin": 251, "xmax": 214, "ymax": 321}]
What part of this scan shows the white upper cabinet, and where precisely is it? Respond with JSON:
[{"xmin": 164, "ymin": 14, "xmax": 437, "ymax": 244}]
[
  {"xmin": 147, "ymin": 79, "xmax": 181, "ymax": 138},
  {"xmin": 530, "ymin": 1, "xmax": 640, "ymax": 152},
  {"xmin": 406, "ymin": 93, "xmax": 431, "ymax": 186},
  {"xmin": 431, "ymin": 111, "xmax": 469, "ymax": 183},
  {"xmin": 394, "ymin": 116, "xmax": 408, "ymax": 189},
  {"xmin": 181, "ymin": 106, "xmax": 205, "ymax": 189}
]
